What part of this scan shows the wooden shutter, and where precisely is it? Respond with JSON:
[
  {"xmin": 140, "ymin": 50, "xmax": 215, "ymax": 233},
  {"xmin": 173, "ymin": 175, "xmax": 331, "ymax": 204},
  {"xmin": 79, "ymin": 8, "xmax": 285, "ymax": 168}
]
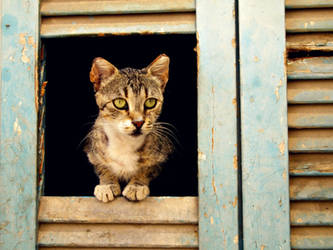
[
  {"xmin": 0, "ymin": 0, "xmax": 39, "ymax": 249},
  {"xmin": 286, "ymin": 0, "xmax": 333, "ymax": 249}
]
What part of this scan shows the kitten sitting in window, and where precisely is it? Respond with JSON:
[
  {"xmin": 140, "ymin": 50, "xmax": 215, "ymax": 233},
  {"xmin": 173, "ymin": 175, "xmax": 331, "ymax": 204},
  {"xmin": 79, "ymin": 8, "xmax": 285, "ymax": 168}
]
[{"xmin": 85, "ymin": 54, "xmax": 173, "ymax": 202}]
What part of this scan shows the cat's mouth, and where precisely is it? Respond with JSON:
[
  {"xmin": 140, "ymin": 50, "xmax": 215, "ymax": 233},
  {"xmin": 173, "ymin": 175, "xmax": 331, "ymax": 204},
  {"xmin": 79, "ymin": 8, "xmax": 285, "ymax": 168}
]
[{"xmin": 130, "ymin": 129, "xmax": 143, "ymax": 137}]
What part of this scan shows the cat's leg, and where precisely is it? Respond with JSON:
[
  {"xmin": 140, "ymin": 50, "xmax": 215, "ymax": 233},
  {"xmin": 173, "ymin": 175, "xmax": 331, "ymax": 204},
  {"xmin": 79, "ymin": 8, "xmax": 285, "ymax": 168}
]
[
  {"xmin": 123, "ymin": 165, "xmax": 161, "ymax": 201},
  {"xmin": 94, "ymin": 165, "xmax": 121, "ymax": 202}
]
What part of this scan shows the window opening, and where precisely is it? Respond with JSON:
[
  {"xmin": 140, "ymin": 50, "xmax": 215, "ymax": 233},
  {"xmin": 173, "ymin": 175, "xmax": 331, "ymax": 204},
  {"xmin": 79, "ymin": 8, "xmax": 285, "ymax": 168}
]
[{"xmin": 43, "ymin": 34, "xmax": 198, "ymax": 196}]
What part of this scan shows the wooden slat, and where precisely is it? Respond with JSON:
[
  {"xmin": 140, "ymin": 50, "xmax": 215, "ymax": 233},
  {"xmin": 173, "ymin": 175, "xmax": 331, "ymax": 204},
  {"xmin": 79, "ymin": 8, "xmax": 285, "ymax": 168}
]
[
  {"xmin": 290, "ymin": 153, "xmax": 333, "ymax": 176},
  {"xmin": 288, "ymin": 57, "xmax": 333, "ymax": 80},
  {"xmin": 288, "ymin": 104, "xmax": 333, "ymax": 128},
  {"xmin": 291, "ymin": 201, "xmax": 333, "ymax": 226},
  {"xmin": 289, "ymin": 129, "xmax": 333, "ymax": 152},
  {"xmin": 38, "ymin": 224, "xmax": 198, "ymax": 248},
  {"xmin": 41, "ymin": 13, "xmax": 196, "ymax": 38},
  {"xmin": 286, "ymin": 9, "xmax": 333, "ymax": 33},
  {"xmin": 39, "ymin": 248, "xmax": 197, "ymax": 250},
  {"xmin": 0, "ymin": 0, "xmax": 39, "ymax": 249},
  {"xmin": 290, "ymin": 177, "xmax": 333, "ymax": 200},
  {"xmin": 239, "ymin": 0, "xmax": 290, "ymax": 249},
  {"xmin": 38, "ymin": 196, "xmax": 198, "ymax": 224},
  {"xmin": 287, "ymin": 33, "xmax": 333, "ymax": 51},
  {"xmin": 197, "ymin": 0, "xmax": 239, "ymax": 249},
  {"xmin": 288, "ymin": 80, "xmax": 333, "ymax": 104},
  {"xmin": 41, "ymin": 0, "xmax": 195, "ymax": 16},
  {"xmin": 286, "ymin": 0, "xmax": 333, "ymax": 9},
  {"xmin": 40, "ymin": 248, "xmax": 197, "ymax": 250},
  {"xmin": 291, "ymin": 227, "xmax": 333, "ymax": 249}
]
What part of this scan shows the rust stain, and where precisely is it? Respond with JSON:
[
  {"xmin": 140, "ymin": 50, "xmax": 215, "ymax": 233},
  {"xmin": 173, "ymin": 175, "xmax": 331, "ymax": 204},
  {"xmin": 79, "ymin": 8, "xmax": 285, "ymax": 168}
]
[
  {"xmin": 211, "ymin": 127, "xmax": 215, "ymax": 152},
  {"xmin": 223, "ymin": 204, "xmax": 226, "ymax": 209},
  {"xmin": 97, "ymin": 33, "xmax": 105, "ymax": 37},
  {"xmin": 40, "ymin": 81, "xmax": 48, "ymax": 99},
  {"xmin": 260, "ymin": 245, "xmax": 266, "ymax": 250},
  {"xmin": 233, "ymin": 155, "xmax": 238, "ymax": 170},
  {"xmin": 296, "ymin": 218, "xmax": 303, "ymax": 223},
  {"xmin": 196, "ymin": 32, "xmax": 200, "ymax": 72},
  {"xmin": 232, "ymin": 38, "xmax": 236, "ymax": 48},
  {"xmin": 204, "ymin": 212, "xmax": 208, "ymax": 218},
  {"xmin": 254, "ymin": 56, "xmax": 259, "ymax": 62},
  {"xmin": 232, "ymin": 196, "xmax": 237, "ymax": 208},
  {"xmin": 35, "ymin": 64, "xmax": 39, "ymax": 112},
  {"xmin": 283, "ymin": 169, "xmax": 287, "ymax": 180},
  {"xmin": 258, "ymin": 128, "xmax": 264, "ymax": 133},
  {"xmin": 279, "ymin": 142, "xmax": 285, "ymax": 155},
  {"xmin": 212, "ymin": 176, "xmax": 217, "ymax": 193}
]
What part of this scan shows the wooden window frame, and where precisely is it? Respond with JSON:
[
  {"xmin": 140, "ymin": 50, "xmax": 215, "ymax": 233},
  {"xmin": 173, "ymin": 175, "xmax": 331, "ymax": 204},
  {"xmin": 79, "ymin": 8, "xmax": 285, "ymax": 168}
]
[{"xmin": 0, "ymin": 0, "xmax": 290, "ymax": 249}]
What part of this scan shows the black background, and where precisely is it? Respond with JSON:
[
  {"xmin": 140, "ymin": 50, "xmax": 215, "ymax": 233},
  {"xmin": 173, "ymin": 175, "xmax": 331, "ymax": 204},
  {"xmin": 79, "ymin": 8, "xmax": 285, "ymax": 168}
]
[{"xmin": 43, "ymin": 34, "xmax": 198, "ymax": 196}]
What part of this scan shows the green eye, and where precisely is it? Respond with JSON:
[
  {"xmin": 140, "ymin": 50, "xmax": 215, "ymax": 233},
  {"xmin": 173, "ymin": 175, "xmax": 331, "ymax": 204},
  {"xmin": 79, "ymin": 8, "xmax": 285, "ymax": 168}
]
[
  {"xmin": 144, "ymin": 98, "xmax": 157, "ymax": 109},
  {"xmin": 113, "ymin": 98, "xmax": 128, "ymax": 109}
]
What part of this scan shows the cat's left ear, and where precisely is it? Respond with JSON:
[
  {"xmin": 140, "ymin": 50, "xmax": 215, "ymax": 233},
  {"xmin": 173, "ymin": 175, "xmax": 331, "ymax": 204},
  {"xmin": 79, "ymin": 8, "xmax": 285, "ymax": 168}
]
[{"xmin": 146, "ymin": 54, "xmax": 170, "ymax": 91}]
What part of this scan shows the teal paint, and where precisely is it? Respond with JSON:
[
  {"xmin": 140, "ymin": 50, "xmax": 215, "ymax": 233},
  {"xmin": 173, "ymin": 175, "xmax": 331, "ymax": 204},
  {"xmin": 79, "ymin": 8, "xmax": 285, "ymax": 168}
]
[
  {"xmin": 239, "ymin": 0, "xmax": 290, "ymax": 249},
  {"xmin": 0, "ymin": 0, "xmax": 39, "ymax": 249},
  {"xmin": 197, "ymin": 0, "xmax": 239, "ymax": 249},
  {"xmin": 288, "ymin": 57, "xmax": 333, "ymax": 80}
]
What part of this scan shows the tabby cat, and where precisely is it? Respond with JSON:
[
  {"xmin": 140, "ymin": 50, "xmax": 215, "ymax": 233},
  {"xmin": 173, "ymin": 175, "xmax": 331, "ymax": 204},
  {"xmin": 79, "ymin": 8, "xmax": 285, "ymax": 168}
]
[{"xmin": 85, "ymin": 54, "xmax": 173, "ymax": 202}]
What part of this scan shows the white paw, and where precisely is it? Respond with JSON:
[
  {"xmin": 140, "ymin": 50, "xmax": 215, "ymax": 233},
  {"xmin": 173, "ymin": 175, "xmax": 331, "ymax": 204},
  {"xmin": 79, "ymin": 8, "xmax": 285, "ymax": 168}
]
[
  {"xmin": 122, "ymin": 184, "xmax": 150, "ymax": 201},
  {"xmin": 94, "ymin": 184, "xmax": 115, "ymax": 203}
]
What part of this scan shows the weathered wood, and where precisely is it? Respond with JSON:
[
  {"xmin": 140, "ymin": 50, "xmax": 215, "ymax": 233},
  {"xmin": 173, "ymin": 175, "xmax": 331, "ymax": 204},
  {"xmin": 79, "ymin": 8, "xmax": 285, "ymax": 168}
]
[
  {"xmin": 40, "ymin": 248, "xmax": 197, "ymax": 250},
  {"xmin": 287, "ymin": 33, "xmax": 333, "ymax": 51},
  {"xmin": 291, "ymin": 227, "xmax": 333, "ymax": 249},
  {"xmin": 286, "ymin": 0, "xmax": 333, "ymax": 9},
  {"xmin": 291, "ymin": 201, "xmax": 333, "ymax": 226},
  {"xmin": 239, "ymin": 1, "xmax": 290, "ymax": 249},
  {"xmin": 197, "ymin": 0, "xmax": 239, "ymax": 249},
  {"xmin": 289, "ymin": 129, "xmax": 333, "ymax": 152},
  {"xmin": 288, "ymin": 80, "xmax": 333, "ymax": 104},
  {"xmin": 41, "ymin": 0, "xmax": 195, "ymax": 16},
  {"xmin": 41, "ymin": 14, "xmax": 196, "ymax": 37},
  {"xmin": 290, "ymin": 153, "xmax": 333, "ymax": 176},
  {"xmin": 290, "ymin": 177, "xmax": 333, "ymax": 200},
  {"xmin": 288, "ymin": 57, "xmax": 333, "ymax": 80},
  {"xmin": 286, "ymin": 9, "xmax": 333, "ymax": 33},
  {"xmin": 288, "ymin": 104, "xmax": 333, "ymax": 128},
  {"xmin": 0, "ymin": 0, "xmax": 39, "ymax": 249},
  {"xmin": 39, "ymin": 196, "xmax": 198, "ymax": 224},
  {"xmin": 38, "ymin": 224, "xmax": 198, "ymax": 248}
]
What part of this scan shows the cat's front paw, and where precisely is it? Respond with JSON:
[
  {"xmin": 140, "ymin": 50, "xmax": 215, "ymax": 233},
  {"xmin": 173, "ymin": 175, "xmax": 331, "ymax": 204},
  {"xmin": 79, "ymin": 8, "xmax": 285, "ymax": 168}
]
[
  {"xmin": 94, "ymin": 184, "xmax": 120, "ymax": 203},
  {"xmin": 122, "ymin": 183, "xmax": 150, "ymax": 201}
]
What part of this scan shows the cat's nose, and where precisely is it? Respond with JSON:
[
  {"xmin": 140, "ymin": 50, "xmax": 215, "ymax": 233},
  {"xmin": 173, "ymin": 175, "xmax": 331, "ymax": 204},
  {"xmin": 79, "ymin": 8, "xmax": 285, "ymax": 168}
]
[{"xmin": 132, "ymin": 120, "xmax": 144, "ymax": 129}]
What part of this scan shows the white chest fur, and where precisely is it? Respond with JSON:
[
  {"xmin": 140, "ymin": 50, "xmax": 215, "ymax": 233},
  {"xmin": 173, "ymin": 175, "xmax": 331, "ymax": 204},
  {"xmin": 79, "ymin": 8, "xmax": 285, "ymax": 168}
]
[{"xmin": 102, "ymin": 125, "xmax": 145, "ymax": 180}]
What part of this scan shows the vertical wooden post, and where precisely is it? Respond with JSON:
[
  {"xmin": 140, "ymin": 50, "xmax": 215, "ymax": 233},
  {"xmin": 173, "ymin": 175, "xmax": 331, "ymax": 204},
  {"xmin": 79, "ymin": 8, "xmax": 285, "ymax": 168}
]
[
  {"xmin": 239, "ymin": 0, "xmax": 290, "ymax": 249},
  {"xmin": 0, "ymin": 0, "xmax": 39, "ymax": 248},
  {"xmin": 197, "ymin": 1, "xmax": 239, "ymax": 249}
]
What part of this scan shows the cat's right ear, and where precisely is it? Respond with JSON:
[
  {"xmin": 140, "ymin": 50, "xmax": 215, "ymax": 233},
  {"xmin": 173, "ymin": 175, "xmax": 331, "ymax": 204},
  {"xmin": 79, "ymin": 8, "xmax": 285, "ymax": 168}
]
[{"xmin": 90, "ymin": 57, "xmax": 118, "ymax": 92}]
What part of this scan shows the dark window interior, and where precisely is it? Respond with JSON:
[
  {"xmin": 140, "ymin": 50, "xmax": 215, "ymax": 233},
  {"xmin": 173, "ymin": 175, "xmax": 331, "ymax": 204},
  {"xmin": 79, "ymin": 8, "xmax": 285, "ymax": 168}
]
[{"xmin": 43, "ymin": 35, "xmax": 198, "ymax": 196}]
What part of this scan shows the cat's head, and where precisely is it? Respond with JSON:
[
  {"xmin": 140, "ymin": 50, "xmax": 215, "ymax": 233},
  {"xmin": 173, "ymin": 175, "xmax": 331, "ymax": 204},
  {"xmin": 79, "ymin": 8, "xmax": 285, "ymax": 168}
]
[{"xmin": 89, "ymin": 54, "xmax": 169, "ymax": 137}]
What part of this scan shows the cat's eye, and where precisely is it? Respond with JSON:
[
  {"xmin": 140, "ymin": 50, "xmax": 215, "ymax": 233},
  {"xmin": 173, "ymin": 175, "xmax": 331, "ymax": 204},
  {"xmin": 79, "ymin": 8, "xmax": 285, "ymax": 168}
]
[
  {"xmin": 144, "ymin": 98, "xmax": 157, "ymax": 109},
  {"xmin": 113, "ymin": 98, "xmax": 128, "ymax": 110}
]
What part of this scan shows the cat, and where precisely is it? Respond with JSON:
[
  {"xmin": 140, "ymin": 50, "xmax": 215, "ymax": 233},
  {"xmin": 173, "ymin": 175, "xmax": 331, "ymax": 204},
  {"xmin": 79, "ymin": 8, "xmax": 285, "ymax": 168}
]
[{"xmin": 85, "ymin": 54, "xmax": 173, "ymax": 202}]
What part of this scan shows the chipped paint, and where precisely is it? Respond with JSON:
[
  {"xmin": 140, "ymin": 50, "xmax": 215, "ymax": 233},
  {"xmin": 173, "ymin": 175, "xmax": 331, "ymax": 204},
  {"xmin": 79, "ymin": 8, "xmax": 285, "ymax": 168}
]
[
  {"xmin": 210, "ymin": 216, "xmax": 214, "ymax": 224},
  {"xmin": 296, "ymin": 218, "xmax": 303, "ymax": 223},
  {"xmin": 233, "ymin": 235, "xmax": 238, "ymax": 244},
  {"xmin": 279, "ymin": 142, "xmax": 285, "ymax": 155},
  {"xmin": 13, "ymin": 118, "xmax": 22, "ymax": 136},
  {"xmin": 275, "ymin": 80, "xmax": 283, "ymax": 101},
  {"xmin": 233, "ymin": 155, "xmax": 238, "ymax": 170},
  {"xmin": 232, "ymin": 38, "xmax": 236, "ymax": 48},
  {"xmin": 232, "ymin": 196, "xmax": 237, "ymax": 208},
  {"xmin": 254, "ymin": 56, "xmax": 259, "ymax": 62},
  {"xmin": 283, "ymin": 169, "xmax": 287, "ymax": 180},
  {"xmin": 19, "ymin": 33, "xmax": 30, "ymax": 63},
  {"xmin": 260, "ymin": 245, "xmax": 266, "ymax": 250},
  {"xmin": 212, "ymin": 177, "xmax": 217, "ymax": 193},
  {"xmin": 198, "ymin": 150, "xmax": 206, "ymax": 161}
]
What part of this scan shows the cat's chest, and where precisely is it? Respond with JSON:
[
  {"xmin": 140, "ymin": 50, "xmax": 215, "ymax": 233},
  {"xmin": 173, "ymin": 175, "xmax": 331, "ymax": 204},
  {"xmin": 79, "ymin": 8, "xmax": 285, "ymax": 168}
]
[{"xmin": 103, "ymin": 131, "xmax": 144, "ymax": 179}]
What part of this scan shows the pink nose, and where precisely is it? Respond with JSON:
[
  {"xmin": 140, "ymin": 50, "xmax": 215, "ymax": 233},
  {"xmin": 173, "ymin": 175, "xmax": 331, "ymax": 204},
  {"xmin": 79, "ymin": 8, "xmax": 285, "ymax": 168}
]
[{"xmin": 132, "ymin": 120, "xmax": 144, "ymax": 129}]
